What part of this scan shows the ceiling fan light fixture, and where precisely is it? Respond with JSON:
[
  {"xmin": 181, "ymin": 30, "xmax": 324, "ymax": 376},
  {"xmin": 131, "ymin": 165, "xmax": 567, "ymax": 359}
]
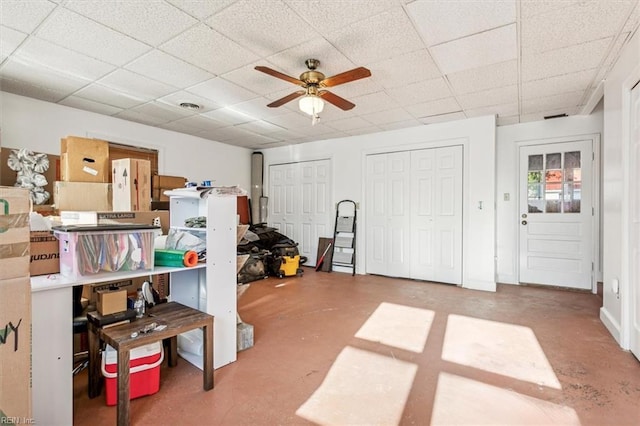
[{"xmin": 299, "ymin": 95, "xmax": 324, "ymax": 116}]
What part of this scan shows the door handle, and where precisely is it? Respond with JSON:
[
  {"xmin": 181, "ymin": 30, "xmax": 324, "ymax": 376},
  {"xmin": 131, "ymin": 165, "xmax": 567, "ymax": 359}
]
[{"xmin": 522, "ymin": 220, "xmax": 527, "ymax": 225}]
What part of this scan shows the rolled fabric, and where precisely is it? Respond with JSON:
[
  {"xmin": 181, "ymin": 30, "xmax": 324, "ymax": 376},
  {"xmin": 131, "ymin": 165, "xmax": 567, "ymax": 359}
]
[{"xmin": 155, "ymin": 249, "xmax": 199, "ymax": 267}]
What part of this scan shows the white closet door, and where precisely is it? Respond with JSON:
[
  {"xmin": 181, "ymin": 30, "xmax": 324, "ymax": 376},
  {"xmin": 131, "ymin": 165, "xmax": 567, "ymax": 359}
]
[
  {"xmin": 299, "ymin": 160, "xmax": 331, "ymax": 265},
  {"xmin": 365, "ymin": 152, "xmax": 411, "ymax": 277},
  {"xmin": 269, "ymin": 160, "xmax": 331, "ymax": 266},
  {"xmin": 367, "ymin": 146, "xmax": 462, "ymax": 284},
  {"xmin": 269, "ymin": 163, "xmax": 299, "ymax": 240}
]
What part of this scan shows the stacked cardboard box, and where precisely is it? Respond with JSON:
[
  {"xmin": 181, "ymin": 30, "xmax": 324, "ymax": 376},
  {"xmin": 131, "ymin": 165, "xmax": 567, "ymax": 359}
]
[
  {"xmin": 0, "ymin": 186, "xmax": 32, "ymax": 419},
  {"xmin": 55, "ymin": 136, "xmax": 112, "ymax": 211},
  {"xmin": 152, "ymin": 175, "xmax": 186, "ymax": 202},
  {"xmin": 112, "ymin": 158, "xmax": 151, "ymax": 211}
]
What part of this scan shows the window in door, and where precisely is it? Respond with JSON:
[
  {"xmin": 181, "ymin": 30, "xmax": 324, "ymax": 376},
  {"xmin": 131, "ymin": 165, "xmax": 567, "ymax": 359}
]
[{"xmin": 527, "ymin": 151, "xmax": 581, "ymax": 214}]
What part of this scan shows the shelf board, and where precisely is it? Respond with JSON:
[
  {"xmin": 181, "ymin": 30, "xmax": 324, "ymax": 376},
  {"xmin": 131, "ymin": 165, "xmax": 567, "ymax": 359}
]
[{"xmin": 31, "ymin": 263, "xmax": 206, "ymax": 292}]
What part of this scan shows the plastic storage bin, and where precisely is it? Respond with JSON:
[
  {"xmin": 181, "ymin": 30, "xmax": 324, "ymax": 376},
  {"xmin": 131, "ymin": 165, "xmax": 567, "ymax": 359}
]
[
  {"xmin": 101, "ymin": 341, "xmax": 164, "ymax": 406},
  {"xmin": 54, "ymin": 225, "xmax": 156, "ymax": 279}
]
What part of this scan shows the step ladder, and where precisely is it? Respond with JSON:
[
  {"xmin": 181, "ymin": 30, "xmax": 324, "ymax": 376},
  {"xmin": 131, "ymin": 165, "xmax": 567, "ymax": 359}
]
[{"xmin": 331, "ymin": 200, "xmax": 357, "ymax": 275}]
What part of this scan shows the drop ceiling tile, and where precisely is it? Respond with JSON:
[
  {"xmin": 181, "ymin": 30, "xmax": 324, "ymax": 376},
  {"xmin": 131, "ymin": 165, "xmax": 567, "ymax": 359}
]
[
  {"xmin": 497, "ymin": 115, "xmax": 520, "ymax": 126},
  {"xmin": 0, "ymin": 26, "xmax": 27, "ymax": 61},
  {"xmin": 284, "ymin": 0, "xmax": 399, "ymax": 35},
  {"xmin": 187, "ymin": 77, "xmax": 258, "ymax": 108},
  {"xmin": 430, "ymin": 24, "xmax": 517, "ymax": 75},
  {"xmin": 13, "ymin": 36, "xmax": 115, "ymax": 80},
  {"xmin": 520, "ymin": 1, "xmax": 580, "ymax": 19},
  {"xmin": 126, "ymin": 50, "xmax": 214, "ymax": 89},
  {"xmin": 0, "ymin": 75, "xmax": 68, "ymax": 103},
  {"xmin": 522, "ymin": 70, "xmax": 596, "ymax": 100},
  {"xmin": 64, "ymin": 1, "xmax": 197, "ymax": 46},
  {"xmin": 167, "ymin": 115, "xmax": 228, "ymax": 131},
  {"xmin": 521, "ymin": 1, "xmax": 633, "ymax": 55},
  {"xmin": 0, "ymin": 58, "xmax": 88, "ymax": 93},
  {"xmin": 327, "ymin": 8, "xmax": 425, "ymax": 65},
  {"xmin": 157, "ymin": 91, "xmax": 220, "ymax": 114},
  {"xmin": 73, "ymin": 83, "xmax": 146, "ymax": 109},
  {"xmin": 386, "ymin": 78, "xmax": 452, "ymax": 106},
  {"xmin": 114, "ymin": 109, "xmax": 170, "ymax": 127},
  {"xmin": 379, "ymin": 118, "xmax": 422, "ymax": 131},
  {"xmin": 166, "ymin": 0, "xmax": 236, "ymax": 20},
  {"xmin": 36, "ymin": 8, "xmax": 151, "ymax": 66},
  {"xmin": 265, "ymin": 111, "xmax": 317, "ymax": 129},
  {"xmin": 325, "ymin": 116, "xmax": 373, "ymax": 132},
  {"xmin": 200, "ymin": 125, "xmax": 248, "ymax": 141},
  {"xmin": 360, "ymin": 107, "xmax": 414, "ymax": 125},
  {"xmin": 331, "ymin": 77, "xmax": 384, "ymax": 100},
  {"xmin": 345, "ymin": 126, "xmax": 381, "ymax": 137},
  {"xmin": 267, "ymin": 128, "xmax": 305, "ymax": 141},
  {"xmin": 288, "ymin": 123, "xmax": 342, "ymax": 137},
  {"xmin": 201, "ymin": 106, "xmax": 254, "ymax": 125},
  {"xmin": 0, "ymin": 0, "xmax": 55, "ymax": 32},
  {"xmin": 521, "ymin": 38, "xmax": 612, "ymax": 82},
  {"xmin": 129, "ymin": 101, "xmax": 196, "ymax": 123},
  {"xmin": 223, "ymin": 61, "xmax": 295, "ymax": 97},
  {"xmin": 594, "ymin": 31, "xmax": 633, "ymax": 83},
  {"xmin": 268, "ymin": 38, "xmax": 354, "ymax": 78},
  {"xmin": 623, "ymin": 2, "xmax": 640, "ymax": 33},
  {"xmin": 418, "ymin": 111, "xmax": 467, "ymax": 125},
  {"xmin": 97, "ymin": 69, "xmax": 177, "ymax": 101},
  {"xmin": 521, "ymin": 91, "xmax": 584, "ymax": 115},
  {"xmin": 160, "ymin": 24, "xmax": 258, "ymax": 75},
  {"xmin": 457, "ymin": 85, "xmax": 517, "ymax": 110},
  {"xmin": 158, "ymin": 120, "xmax": 203, "ymax": 136},
  {"xmin": 407, "ymin": 0, "xmax": 515, "ymax": 46},
  {"xmin": 369, "ymin": 49, "xmax": 441, "ymax": 90},
  {"xmin": 344, "ymin": 91, "xmax": 400, "ymax": 116},
  {"xmin": 465, "ymin": 102, "xmax": 518, "ymax": 118},
  {"xmin": 235, "ymin": 120, "xmax": 286, "ymax": 134},
  {"xmin": 206, "ymin": 0, "xmax": 319, "ymax": 57},
  {"xmin": 446, "ymin": 60, "xmax": 517, "ymax": 95},
  {"xmin": 405, "ymin": 97, "xmax": 461, "ymax": 119},
  {"xmin": 58, "ymin": 96, "xmax": 123, "ymax": 116},
  {"xmin": 231, "ymin": 97, "xmax": 292, "ymax": 119}
]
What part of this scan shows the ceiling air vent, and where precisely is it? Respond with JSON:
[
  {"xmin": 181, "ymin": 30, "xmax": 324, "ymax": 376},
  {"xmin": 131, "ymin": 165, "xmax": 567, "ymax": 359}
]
[{"xmin": 543, "ymin": 113, "xmax": 568, "ymax": 120}]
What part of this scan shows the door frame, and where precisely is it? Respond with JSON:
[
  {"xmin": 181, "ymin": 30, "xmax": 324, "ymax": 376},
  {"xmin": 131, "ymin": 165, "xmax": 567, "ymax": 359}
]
[{"xmin": 516, "ymin": 133, "xmax": 601, "ymax": 294}]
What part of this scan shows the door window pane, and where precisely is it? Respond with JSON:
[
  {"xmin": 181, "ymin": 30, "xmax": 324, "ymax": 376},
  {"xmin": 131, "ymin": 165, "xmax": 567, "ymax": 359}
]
[
  {"xmin": 563, "ymin": 151, "xmax": 581, "ymax": 213},
  {"xmin": 528, "ymin": 155, "xmax": 543, "ymax": 171},
  {"xmin": 528, "ymin": 183, "xmax": 544, "ymax": 213},
  {"xmin": 563, "ymin": 182, "xmax": 581, "ymax": 213},
  {"xmin": 545, "ymin": 169, "xmax": 562, "ymax": 213},
  {"xmin": 546, "ymin": 153, "xmax": 561, "ymax": 169}
]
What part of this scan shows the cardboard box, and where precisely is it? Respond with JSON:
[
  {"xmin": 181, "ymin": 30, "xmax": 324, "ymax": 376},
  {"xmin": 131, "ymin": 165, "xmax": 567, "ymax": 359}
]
[
  {"xmin": 0, "ymin": 186, "xmax": 31, "ymax": 281},
  {"xmin": 112, "ymin": 159, "xmax": 151, "ymax": 212},
  {"xmin": 29, "ymin": 231, "xmax": 60, "ymax": 276},
  {"xmin": 59, "ymin": 210, "xmax": 169, "ymax": 235},
  {"xmin": 152, "ymin": 175, "xmax": 186, "ymax": 201},
  {"xmin": 82, "ymin": 279, "xmax": 135, "ymax": 305},
  {"xmin": 53, "ymin": 181, "xmax": 112, "ymax": 211},
  {"xmin": 0, "ymin": 276, "xmax": 32, "ymax": 419},
  {"xmin": 60, "ymin": 136, "xmax": 110, "ymax": 183},
  {"xmin": 97, "ymin": 287, "xmax": 127, "ymax": 316}
]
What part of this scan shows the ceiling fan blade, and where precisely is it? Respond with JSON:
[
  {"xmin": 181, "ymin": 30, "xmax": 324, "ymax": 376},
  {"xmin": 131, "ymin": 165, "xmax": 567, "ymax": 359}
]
[
  {"xmin": 319, "ymin": 90, "xmax": 356, "ymax": 111},
  {"xmin": 320, "ymin": 67, "xmax": 371, "ymax": 88},
  {"xmin": 255, "ymin": 66, "xmax": 305, "ymax": 86},
  {"xmin": 267, "ymin": 90, "xmax": 306, "ymax": 108}
]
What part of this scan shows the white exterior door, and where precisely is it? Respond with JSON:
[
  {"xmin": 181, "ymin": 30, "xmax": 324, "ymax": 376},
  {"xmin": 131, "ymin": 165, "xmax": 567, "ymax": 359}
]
[
  {"xmin": 630, "ymin": 82, "xmax": 640, "ymax": 360},
  {"xmin": 410, "ymin": 146, "xmax": 463, "ymax": 284},
  {"xmin": 269, "ymin": 160, "xmax": 332, "ymax": 266},
  {"xmin": 366, "ymin": 146, "xmax": 462, "ymax": 284},
  {"xmin": 519, "ymin": 140, "xmax": 594, "ymax": 289}
]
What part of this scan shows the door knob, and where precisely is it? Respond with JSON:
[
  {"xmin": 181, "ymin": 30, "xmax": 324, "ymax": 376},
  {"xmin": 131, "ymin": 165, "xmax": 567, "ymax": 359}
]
[{"xmin": 521, "ymin": 220, "xmax": 527, "ymax": 225}]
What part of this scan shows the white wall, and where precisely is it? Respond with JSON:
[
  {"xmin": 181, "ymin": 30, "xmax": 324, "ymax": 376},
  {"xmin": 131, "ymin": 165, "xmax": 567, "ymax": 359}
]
[
  {"xmin": 496, "ymin": 112, "xmax": 604, "ymax": 285},
  {"xmin": 261, "ymin": 115, "xmax": 497, "ymax": 292},
  {"xmin": 601, "ymin": 28, "xmax": 640, "ymax": 347},
  {"xmin": 0, "ymin": 91, "xmax": 251, "ymax": 189}
]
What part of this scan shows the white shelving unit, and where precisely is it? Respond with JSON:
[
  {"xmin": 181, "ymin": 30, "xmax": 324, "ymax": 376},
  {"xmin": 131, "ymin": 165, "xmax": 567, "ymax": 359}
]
[{"xmin": 168, "ymin": 194, "xmax": 237, "ymax": 369}]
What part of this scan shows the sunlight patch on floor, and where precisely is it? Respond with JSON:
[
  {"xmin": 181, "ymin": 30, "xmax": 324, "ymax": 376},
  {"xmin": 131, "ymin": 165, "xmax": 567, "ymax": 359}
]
[
  {"xmin": 431, "ymin": 373, "xmax": 580, "ymax": 425},
  {"xmin": 442, "ymin": 314, "xmax": 561, "ymax": 389},
  {"xmin": 296, "ymin": 346, "xmax": 417, "ymax": 426},
  {"xmin": 354, "ymin": 302, "xmax": 435, "ymax": 353}
]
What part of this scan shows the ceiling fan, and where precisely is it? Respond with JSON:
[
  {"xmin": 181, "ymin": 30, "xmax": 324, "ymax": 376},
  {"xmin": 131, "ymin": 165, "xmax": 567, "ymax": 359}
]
[{"xmin": 255, "ymin": 59, "xmax": 371, "ymax": 119}]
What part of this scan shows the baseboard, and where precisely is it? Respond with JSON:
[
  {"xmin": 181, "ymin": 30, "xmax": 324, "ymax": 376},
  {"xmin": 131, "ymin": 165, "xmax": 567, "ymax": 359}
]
[{"xmin": 600, "ymin": 307, "xmax": 623, "ymax": 347}]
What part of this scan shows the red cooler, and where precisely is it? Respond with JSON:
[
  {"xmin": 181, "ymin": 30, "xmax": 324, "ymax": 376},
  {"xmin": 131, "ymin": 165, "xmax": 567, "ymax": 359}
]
[{"xmin": 101, "ymin": 341, "xmax": 164, "ymax": 406}]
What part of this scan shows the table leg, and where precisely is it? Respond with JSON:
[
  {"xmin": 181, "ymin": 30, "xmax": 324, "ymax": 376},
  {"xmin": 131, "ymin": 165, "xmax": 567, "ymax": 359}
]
[
  {"xmin": 117, "ymin": 348, "xmax": 131, "ymax": 426},
  {"xmin": 167, "ymin": 336, "xmax": 178, "ymax": 367},
  {"xmin": 87, "ymin": 322, "xmax": 102, "ymax": 398},
  {"xmin": 203, "ymin": 320, "xmax": 214, "ymax": 391}
]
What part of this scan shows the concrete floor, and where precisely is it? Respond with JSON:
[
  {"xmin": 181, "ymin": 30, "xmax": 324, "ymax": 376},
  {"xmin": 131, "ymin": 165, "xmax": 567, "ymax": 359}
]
[{"xmin": 73, "ymin": 269, "xmax": 640, "ymax": 425}]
